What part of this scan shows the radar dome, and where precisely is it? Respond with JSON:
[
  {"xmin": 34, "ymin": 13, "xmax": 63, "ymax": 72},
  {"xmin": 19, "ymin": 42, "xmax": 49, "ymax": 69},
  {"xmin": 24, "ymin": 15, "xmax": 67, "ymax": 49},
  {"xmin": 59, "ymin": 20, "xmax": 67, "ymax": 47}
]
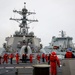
[
  {"xmin": 15, "ymin": 31, "xmax": 19, "ymax": 35},
  {"xmin": 29, "ymin": 32, "xmax": 34, "ymax": 36}
]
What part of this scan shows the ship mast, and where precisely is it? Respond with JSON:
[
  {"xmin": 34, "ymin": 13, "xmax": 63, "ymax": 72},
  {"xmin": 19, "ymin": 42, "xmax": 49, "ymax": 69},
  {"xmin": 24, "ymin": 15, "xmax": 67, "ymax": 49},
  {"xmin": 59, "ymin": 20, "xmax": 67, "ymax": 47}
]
[
  {"xmin": 10, "ymin": 2, "xmax": 38, "ymax": 36},
  {"xmin": 59, "ymin": 30, "xmax": 65, "ymax": 37}
]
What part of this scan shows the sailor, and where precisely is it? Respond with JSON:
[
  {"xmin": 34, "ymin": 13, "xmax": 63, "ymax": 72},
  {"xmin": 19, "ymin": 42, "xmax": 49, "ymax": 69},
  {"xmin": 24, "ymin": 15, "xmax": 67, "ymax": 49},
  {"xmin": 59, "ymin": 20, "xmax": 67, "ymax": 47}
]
[
  {"xmin": 50, "ymin": 51, "xmax": 60, "ymax": 75},
  {"xmin": 65, "ymin": 48, "xmax": 75, "ymax": 58},
  {"xmin": 15, "ymin": 53, "xmax": 19, "ymax": 64},
  {"xmin": 37, "ymin": 54, "xmax": 41, "ymax": 63},
  {"xmin": 3, "ymin": 52, "xmax": 9, "ymax": 64},
  {"xmin": 30, "ymin": 54, "xmax": 33, "ymax": 63},
  {"xmin": 42, "ymin": 53, "xmax": 45, "ymax": 62},
  {"xmin": 45, "ymin": 54, "xmax": 48, "ymax": 62},
  {"xmin": 9, "ymin": 53, "xmax": 14, "ymax": 64},
  {"xmin": 48, "ymin": 53, "xmax": 51, "ymax": 64},
  {"xmin": 22, "ymin": 53, "xmax": 27, "ymax": 63}
]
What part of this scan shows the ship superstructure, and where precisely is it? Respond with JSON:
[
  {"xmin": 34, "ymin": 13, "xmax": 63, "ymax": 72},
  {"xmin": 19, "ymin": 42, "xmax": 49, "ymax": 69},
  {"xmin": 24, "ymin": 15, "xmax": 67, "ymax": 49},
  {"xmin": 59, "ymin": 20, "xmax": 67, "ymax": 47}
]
[
  {"xmin": 3, "ymin": 2, "xmax": 41, "ymax": 53},
  {"xmin": 50, "ymin": 30, "xmax": 74, "ymax": 50}
]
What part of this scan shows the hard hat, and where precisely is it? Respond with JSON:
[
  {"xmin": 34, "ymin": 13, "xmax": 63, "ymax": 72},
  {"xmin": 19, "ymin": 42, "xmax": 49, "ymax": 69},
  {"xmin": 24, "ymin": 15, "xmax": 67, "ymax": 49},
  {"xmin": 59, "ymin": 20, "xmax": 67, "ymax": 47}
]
[
  {"xmin": 67, "ymin": 48, "xmax": 72, "ymax": 51},
  {"xmin": 51, "ymin": 51, "xmax": 56, "ymax": 55}
]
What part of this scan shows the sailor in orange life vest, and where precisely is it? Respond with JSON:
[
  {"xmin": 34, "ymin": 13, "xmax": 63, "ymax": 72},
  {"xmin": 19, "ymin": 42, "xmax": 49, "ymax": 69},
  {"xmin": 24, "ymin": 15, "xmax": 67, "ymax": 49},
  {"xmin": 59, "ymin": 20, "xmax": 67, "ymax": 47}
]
[
  {"xmin": 45, "ymin": 54, "xmax": 48, "ymax": 62},
  {"xmin": 37, "ymin": 54, "xmax": 41, "ymax": 63},
  {"xmin": 9, "ymin": 53, "xmax": 14, "ymax": 64},
  {"xmin": 65, "ymin": 48, "xmax": 75, "ymax": 58},
  {"xmin": 15, "ymin": 53, "xmax": 19, "ymax": 64},
  {"xmin": 42, "ymin": 53, "xmax": 45, "ymax": 62},
  {"xmin": 3, "ymin": 52, "xmax": 9, "ymax": 64},
  {"xmin": 30, "ymin": 54, "xmax": 33, "ymax": 63},
  {"xmin": 50, "ymin": 51, "xmax": 60, "ymax": 75}
]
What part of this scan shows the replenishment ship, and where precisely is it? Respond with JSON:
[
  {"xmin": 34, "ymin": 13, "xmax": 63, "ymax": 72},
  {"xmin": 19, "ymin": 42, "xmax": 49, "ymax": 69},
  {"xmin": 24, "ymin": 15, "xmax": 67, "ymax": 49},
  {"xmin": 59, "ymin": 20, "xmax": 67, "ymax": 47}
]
[{"xmin": 41, "ymin": 30, "xmax": 75, "ymax": 59}]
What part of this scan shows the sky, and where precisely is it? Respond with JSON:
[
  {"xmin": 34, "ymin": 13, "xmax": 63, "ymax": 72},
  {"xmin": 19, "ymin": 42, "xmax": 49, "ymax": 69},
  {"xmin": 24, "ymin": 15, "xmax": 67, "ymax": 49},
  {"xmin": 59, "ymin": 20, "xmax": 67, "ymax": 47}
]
[{"xmin": 0, "ymin": 0, "xmax": 75, "ymax": 47}]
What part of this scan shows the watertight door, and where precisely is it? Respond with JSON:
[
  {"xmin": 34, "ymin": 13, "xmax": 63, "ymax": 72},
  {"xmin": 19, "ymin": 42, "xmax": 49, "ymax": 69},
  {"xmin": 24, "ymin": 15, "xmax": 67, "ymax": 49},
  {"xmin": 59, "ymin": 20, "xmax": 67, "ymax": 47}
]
[{"xmin": 62, "ymin": 58, "xmax": 75, "ymax": 75}]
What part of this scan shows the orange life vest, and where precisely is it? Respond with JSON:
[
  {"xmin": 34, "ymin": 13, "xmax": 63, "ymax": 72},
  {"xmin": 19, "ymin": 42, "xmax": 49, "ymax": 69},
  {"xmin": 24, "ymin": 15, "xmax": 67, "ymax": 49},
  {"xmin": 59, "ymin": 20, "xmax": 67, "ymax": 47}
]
[
  {"xmin": 50, "ymin": 55, "xmax": 57, "ymax": 62},
  {"xmin": 66, "ymin": 51, "xmax": 72, "ymax": 58}
]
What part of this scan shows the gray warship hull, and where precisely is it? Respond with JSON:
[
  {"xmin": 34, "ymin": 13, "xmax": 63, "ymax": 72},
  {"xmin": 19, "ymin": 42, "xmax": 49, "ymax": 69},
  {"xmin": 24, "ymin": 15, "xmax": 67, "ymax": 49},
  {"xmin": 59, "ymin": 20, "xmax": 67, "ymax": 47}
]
[{"xmin": 3, "ymin": 2, "xmax": 42, "ymax": 54}]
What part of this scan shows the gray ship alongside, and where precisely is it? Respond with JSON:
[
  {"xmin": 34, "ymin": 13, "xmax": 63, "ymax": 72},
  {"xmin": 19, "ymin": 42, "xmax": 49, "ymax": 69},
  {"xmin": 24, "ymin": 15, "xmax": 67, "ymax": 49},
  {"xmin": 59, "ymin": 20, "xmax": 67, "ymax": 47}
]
[
  {"xmin": 41, "ymin": 30, "xmax": 75, "ymax": 59},
  {"xmin": 3, "ymin": 2, "xmax": 42, "ymax": 54}
]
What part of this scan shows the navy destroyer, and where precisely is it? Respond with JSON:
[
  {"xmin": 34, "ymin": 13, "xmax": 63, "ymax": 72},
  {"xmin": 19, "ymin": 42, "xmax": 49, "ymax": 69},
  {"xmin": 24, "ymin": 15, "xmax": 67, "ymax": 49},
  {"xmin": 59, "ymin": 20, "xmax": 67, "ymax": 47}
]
[{"xmin": 3, "ymin": 2, "xmax": 42, "ymax": 55}]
